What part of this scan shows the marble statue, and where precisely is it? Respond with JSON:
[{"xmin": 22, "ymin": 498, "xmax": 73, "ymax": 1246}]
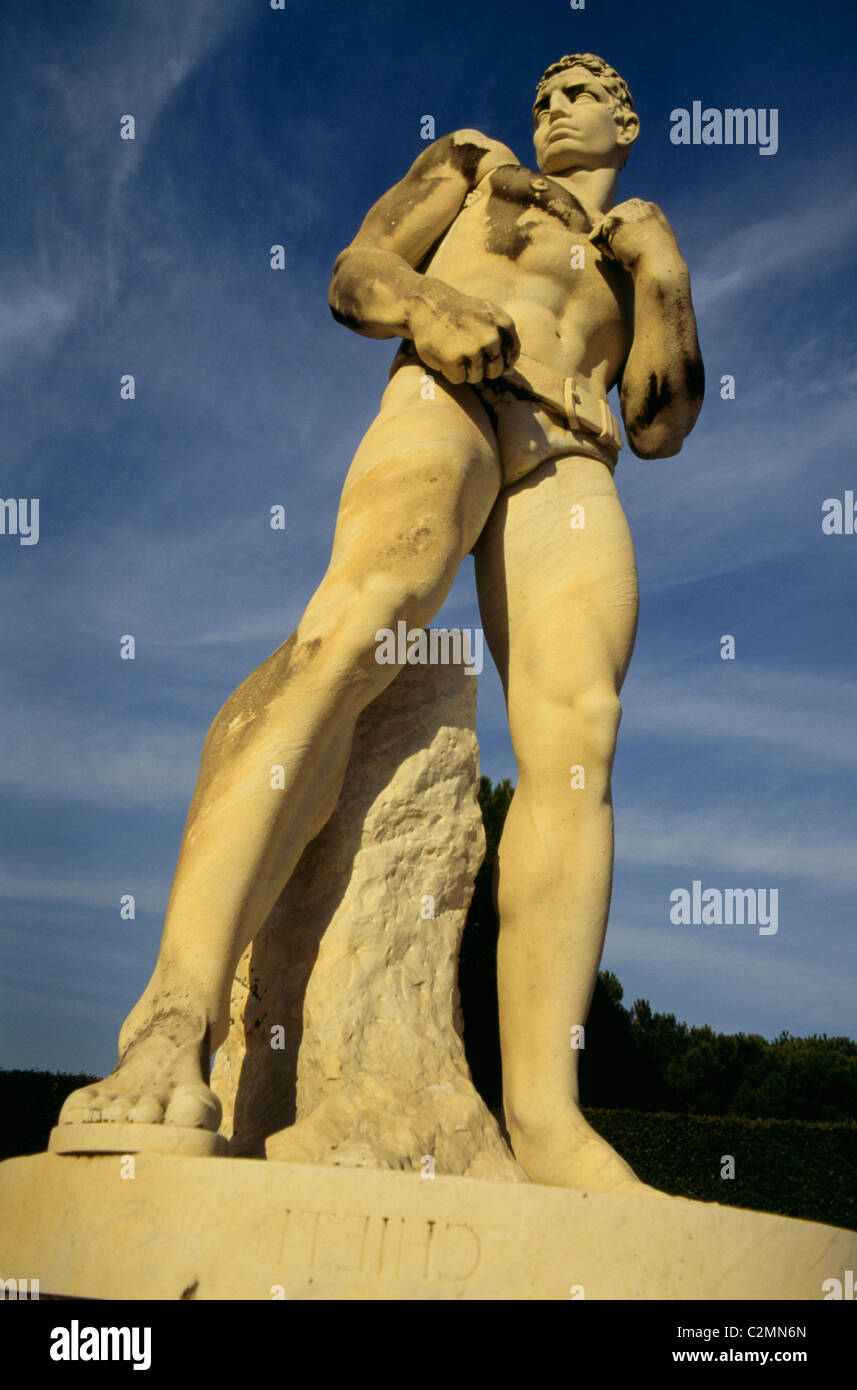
[{"xmin": 53, "ymin": 53, "xmax": 703, "ymax": 1194}]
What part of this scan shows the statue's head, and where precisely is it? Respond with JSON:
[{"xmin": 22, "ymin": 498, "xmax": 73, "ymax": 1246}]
[{"xmin": 532, "ymin": 54, "xmax": 639, "ymax": 176}]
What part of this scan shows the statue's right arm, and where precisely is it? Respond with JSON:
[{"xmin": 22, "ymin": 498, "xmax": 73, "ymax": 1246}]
[{"xmin": 329, "ymin": 130, "xmax": 520, "ymax": 385}]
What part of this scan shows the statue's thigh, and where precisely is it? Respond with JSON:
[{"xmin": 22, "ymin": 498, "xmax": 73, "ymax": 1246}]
[
  {"xmin": 476, "ymin": 455, "xmax": 639, "ymax": 726},
  {"xmin": 330, "ymin": 364, "xmax": 502, "ymax": 574}
]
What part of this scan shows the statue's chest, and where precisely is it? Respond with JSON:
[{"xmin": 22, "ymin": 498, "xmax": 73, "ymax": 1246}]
[{"xmin": 475, "ymin": 166, "xmax": 593, "ymax": 264}]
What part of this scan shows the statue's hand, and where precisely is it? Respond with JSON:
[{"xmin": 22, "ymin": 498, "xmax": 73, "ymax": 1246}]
[
  {"xmin": 590, "ymin": 198, "xmax": 682, "ymax": 274},
  {"xmin": 409, "ymin": 288, "xmax": 520, "ymax": 386}
]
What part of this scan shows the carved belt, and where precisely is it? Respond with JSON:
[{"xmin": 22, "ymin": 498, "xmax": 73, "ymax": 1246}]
[
  {"xmin": 391, "ymin": 340, "xmax": 623, "ymax": 457},
  {"xmin": 502, "ymin": 354, "xmax": 624, "ymax": 456}
]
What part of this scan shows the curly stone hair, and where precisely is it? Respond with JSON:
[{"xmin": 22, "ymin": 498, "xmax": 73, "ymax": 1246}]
[{"xmin": 533, "ymin": 53, "xmax": 636, "ymax": 119}]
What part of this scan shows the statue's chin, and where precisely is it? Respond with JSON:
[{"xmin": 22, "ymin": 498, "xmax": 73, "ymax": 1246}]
[
  {"xmin": 540, "ymin": 158, "xmax": 579, "ymax": 177},
  {"xmin": 537, "ymin": 144, "xmax": 584, "ymax": 175}
]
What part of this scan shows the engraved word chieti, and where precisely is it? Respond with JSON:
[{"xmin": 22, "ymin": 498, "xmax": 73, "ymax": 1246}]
[{"xmin": 277, "ymin": 1208, "xmax": 482, "ymax": 1282}]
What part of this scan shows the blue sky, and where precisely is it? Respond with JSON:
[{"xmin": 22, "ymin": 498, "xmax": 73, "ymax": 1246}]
[{"xmin": 1, "ymin": 0, "xmax": 855, "ymax": 1073}]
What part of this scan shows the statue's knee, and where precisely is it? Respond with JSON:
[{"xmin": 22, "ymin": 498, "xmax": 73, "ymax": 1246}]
[
  {"xmin": 514, "ymin": 684, "xmax": 622, "ymax": 780},
  {"xmin": 320, "ymin": 567, "xmax": 450, "ymax": 667},
  {"xmin": 574, "ymin": 685, "xmax": 623, "ymax": 760}
]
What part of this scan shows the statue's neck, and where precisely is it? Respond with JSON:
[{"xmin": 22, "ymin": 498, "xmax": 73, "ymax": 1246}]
[{"xmin": 547, "ymin": 167, "xmax": 620, "ymax": 221}]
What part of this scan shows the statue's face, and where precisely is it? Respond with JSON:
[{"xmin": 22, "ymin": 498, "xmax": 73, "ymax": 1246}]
[{"xmin": 532, "ymin": 66, "xmax": 632, "ymax": 174}]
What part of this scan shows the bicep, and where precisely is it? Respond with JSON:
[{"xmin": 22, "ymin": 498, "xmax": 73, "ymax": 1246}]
[{"xmin": 344, "ymin": 130, "xmax": 518, "ymax": 268}]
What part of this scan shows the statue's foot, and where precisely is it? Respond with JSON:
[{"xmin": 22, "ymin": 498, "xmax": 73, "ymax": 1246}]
[
  {"xmin": 51, "ymin": 1010, "xmax": 223, "ymax": 1155},
  {"xmin": 507, "ymin": 1109, "xmax": 669, "ymax": 1197}
]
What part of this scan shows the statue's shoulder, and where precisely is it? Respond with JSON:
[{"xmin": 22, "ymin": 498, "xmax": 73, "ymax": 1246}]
[{"xmin": 413, "ymin": 129, "xmax": 520, "ymax": 188}]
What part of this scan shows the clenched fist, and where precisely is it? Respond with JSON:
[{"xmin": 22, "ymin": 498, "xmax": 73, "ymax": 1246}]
[
  {"xmin": 590, "ymin": 198, "xmax": 683, "ymax": 274},
  {"xmin": 408, "ymin": 285, "xmax": 520, "ymax": 386}
]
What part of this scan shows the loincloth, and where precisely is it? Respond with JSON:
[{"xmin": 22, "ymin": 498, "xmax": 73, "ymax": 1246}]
[{"xmin": 389, "ymin": 341, "xmax": 623, "ymax": 489}]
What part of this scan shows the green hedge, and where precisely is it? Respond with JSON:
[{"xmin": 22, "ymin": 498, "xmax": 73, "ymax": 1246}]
[
  {"xmin": 0, "ymin": 1069, "xmax": 97, "ymax": 1161},
  {"xmin": 585, "ymin": 1107, "xmax": 857, "ymax": 1231}
]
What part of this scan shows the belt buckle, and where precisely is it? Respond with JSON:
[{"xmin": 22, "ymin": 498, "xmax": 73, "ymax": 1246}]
[{"xmin": 563, "ymin": 376, "xmax": 622, "ymax": 453}]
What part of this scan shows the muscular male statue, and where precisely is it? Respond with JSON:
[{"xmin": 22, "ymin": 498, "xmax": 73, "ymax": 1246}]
[{"xmin": 56, "ymin": 54, "xmax": 703, "ymax": 1193}]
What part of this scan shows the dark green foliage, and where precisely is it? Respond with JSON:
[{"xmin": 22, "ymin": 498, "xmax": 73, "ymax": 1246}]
[
  {"xmin": 624, "ymin": 1006, "xmax": 857, "ymax": 1121},
  {"xmin": 584, "ymin": 1108, "xmax": 857, "ymax": 1232},
  {"xmin": 476, "ymin": 774, "xmax": 514, "ymax": 862},
  {"xmin": 578, "ymin": 974, "xmax": 668, "ymax": 1109},
  {"xmin": 457, "ymin": 776, "xmax": 513, "ymax": 1107},
  {"xmin": 0, "ymin": 1069, "xmax": 97, "ymax": 1160}
]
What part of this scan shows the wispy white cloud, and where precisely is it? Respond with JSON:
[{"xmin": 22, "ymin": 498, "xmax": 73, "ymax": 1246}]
[
  {"xmin": 0, "ymin": 868, "xmax": 172, "ymax": 913},
  {"xmin": 0, "ymin": 0, "xmax": 245, "ymax": 370},
  {"xmin": 0, "ymin": 699, "xmax": 201, "ymax": 811},
  {"xmin": 623, "ymin": 666, "xmax": 857, "ymax": 769},
  {"xmin": 682, "ymin": 176, "xmax": 857, "ymax": 317},
  {"xmin": 0, "ymin": 286, "xmax": 78, "ymax": 373},
  {"xmin": 617, "ymin": 803, "xmax": 857, "ymax": 892}
]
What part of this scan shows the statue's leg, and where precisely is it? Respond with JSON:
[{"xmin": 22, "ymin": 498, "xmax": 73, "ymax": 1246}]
[
  {"xmin": 58, "ymin": 365, "xmax": 501, "ymax": 1141},
  {"xmin": 475, "ymin": 452, "xmax": 664, "ymax": 1194}
]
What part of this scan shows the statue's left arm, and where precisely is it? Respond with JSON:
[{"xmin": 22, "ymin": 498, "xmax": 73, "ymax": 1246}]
[{"xmin": 593, "ymin": 198, "xmax": 704, "ymax": 459}]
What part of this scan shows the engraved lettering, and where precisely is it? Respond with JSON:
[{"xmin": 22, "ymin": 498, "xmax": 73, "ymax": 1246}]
[{"xmin": 435, "ymin": 1221, "xmax": 481, "ymax": 1280}]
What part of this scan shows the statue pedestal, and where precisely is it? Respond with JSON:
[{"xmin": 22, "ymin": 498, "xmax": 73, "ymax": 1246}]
[{"xmin": 1, "ymin": 1151, "xmax": 854, "ymax": 1300}]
